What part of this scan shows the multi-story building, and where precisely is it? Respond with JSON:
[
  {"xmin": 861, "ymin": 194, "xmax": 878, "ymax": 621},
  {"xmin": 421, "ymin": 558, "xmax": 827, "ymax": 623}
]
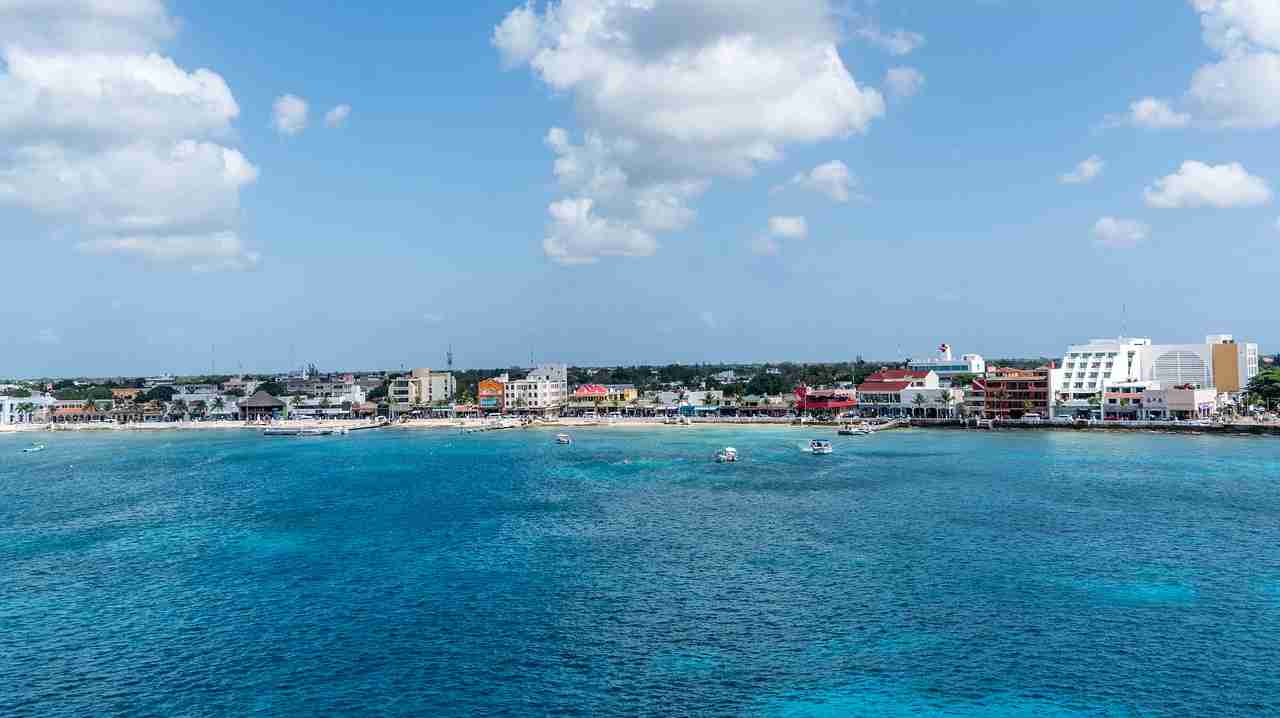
[
  {"xmin": 795, "ymin": 386, "xmax": 858, "ymax": 415},
  {"xmin": 478, "ymin": 375, "xmax": 507, "ymax": 414},
  {"xmin": 0, "ymin": 394, "xmax": 53, "ymax": 425},
  {"xmin": 983, "ymin": 367, "xmax": 1054, "ymax": 419},
  {"xmin": 1056, "ymin": 334, "xmax": 1260, "ymax": 418},
  {"xmin": 389, "ymin": 368, "xmax": 456, "ymax": 411},
  {"xmin": 909, "ymin": 344, "xmax": 986, "ymax": 384},
  {"xmin": 856, "ymin": 369, "xmax": 962, "ymax": 417},
  {"xmin": 504, "ymin": 364, "xmax": 568, "ymax": 413}
]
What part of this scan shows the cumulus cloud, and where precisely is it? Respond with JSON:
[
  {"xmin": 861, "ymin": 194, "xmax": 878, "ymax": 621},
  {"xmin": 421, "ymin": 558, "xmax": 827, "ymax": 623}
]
[
  {"xmin": 494, "ymin": 0, "xmax": 887, "ymax": 263},
  {"xmin": 1092, "ymin": 217, "xmax": 1150, "ymax": 249},
  {"xmin": 1144, "ymin": 161, "xmax": 1272, "ymax": 209},
  {"xmin": 542, "ymin": 197, "xmax": 657, "ymax": 265},
  {"xmin": 769, "ymin": 216, "xmax": 808, "ymax": 240},
  {"xmin": 751, "ymin": 215, "xmax": 808, "ymax": 255},
  {"xmin": 884, "ymin": 66, "xmax": 925, "ymax": 100},
  {"xmin": 272, "ymin": 94, "xmax": 308, "ymax": 135},
  {"xmin": 1124, "ymin": 2, "xmax": 1280, "ymax": 129},
  {"xmin": 0, "ymin": 0, "xmax": 260, "ymax": 272},
  {"xmin": 0, "ymin": 0, "xmax": 176, "ymax": 53},
  {"xmin": 1125, "ymin": 97, "xmax": 1191, "ymax": 129},
  {"xmin": 783, "ymin": 160, "xmax": 858, "ymax": 202},
  {"xmin": 1060, "ymin": 155, "xmax": 1105, "ymax": 184},
  {"xmin": 324, "ymin": 104, "xmax": 351, "ymax": 128},
  {"xmin": 855, "ymin": 23, "xmax": 925, "ymax": 56}
]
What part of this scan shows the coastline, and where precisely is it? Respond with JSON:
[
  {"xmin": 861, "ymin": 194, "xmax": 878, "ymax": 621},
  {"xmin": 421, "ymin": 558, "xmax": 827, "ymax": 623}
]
[{"xmin": 7, "ymin": 416, "xmax": 1279, "ymax": 438}]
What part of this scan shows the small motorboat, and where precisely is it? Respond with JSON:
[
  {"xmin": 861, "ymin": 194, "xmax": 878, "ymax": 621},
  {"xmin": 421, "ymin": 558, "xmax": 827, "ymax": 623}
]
[
  {"xmin": 837, "ymin": 424, "xmax": 871, "ymax": 436},
  {"xmin": 716, "ymin": 447, "xmax": 738, "ymax": 463},
  {"xmin": 808, "ymin": 439, "xmax": 833, "ymax": 455},
  {"xmin": 22, "ymin": 443, "xmax": 46, "ymax": 453},
  {"xmin": 556, "ymin": 433, "xmax": 572, "ymax": 445}
]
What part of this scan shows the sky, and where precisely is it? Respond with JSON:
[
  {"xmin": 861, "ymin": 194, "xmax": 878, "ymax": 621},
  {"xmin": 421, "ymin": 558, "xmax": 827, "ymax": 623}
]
[{"xmin": 2, "ymin": 0, "xmax": 1279, "ymax": 377}]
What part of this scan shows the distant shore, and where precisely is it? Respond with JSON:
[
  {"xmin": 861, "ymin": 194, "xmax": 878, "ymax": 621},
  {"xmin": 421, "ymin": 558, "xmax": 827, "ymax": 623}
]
[{"xmin": 5, "ymin": 416, "xmax": 1279, "ymax": 438}]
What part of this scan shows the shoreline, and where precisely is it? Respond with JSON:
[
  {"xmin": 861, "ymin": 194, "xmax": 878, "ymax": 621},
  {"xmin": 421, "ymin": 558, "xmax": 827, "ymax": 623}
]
[{"xmin": 6, "ymin": 416, "xmax": 1279, "ymax": 438}]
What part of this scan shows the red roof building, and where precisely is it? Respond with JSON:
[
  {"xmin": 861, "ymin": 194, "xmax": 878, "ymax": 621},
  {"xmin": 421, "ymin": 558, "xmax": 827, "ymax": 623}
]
[{"xmin": 794, "ymin": 386, "xmax": 857, "ymax": 413}]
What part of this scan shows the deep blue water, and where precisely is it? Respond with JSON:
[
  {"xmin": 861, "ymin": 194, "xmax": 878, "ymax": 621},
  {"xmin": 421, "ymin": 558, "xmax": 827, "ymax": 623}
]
[{"xmin": 3, "ymin": 427, "xmax": 1280, "ymax": 716}]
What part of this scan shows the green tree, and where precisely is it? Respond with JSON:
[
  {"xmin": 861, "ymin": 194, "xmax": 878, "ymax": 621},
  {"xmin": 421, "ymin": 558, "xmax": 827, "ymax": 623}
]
[
  {"xmin": 912, "ymin": 394, "xmax": 927, "ymax": 416},
  {"xmin": 144, "ymin": 385, "xmax": 176, "ymax": 403},
  {"xmin": 1246, "ymin": 370, "xmax": 1280, "ymax": 410},
  {"xmin": 258, "ymin": 381, "xmax": 286, "ymax": 396}
]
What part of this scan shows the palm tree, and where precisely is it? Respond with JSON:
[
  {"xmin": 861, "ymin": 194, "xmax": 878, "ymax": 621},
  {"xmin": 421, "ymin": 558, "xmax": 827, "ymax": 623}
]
[
  {"xmin": 212, "ymin": 397, "xmax": 226, "ymax": 414},
  {"xmin": 911, "ymin": 393, "xmax": 927, "ymax": 417}
]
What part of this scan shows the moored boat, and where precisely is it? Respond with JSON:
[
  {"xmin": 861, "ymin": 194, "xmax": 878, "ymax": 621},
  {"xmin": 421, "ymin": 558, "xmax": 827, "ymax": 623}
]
[
  {"xmin": 716, "ymin": 447, "xmax": 738, "ymax": 463},
  {"xmin": 556, "ymin": 433, "xmax": 572, "ymax": 445}
]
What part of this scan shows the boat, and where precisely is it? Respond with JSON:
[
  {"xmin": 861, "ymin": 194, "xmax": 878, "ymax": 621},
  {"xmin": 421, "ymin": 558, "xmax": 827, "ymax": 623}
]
[
  {"xmin": 716, "ymin": 447, "xmax": 738, "ymax": 463},
  {"xmin": 556, "ymin": 433, "xmax": 572, "ymax": 445},
  {"xmin": 837, "ymin": 423, "xmax": 871, "ymax": 436},
  {"xmin": 263, "ymin": 428, "xmax": 334, "ymax": 437},
  {"xmin": 22, "ymin": 443, "xmax": 46, "ymax": 453},
  {"xmin": 808, "ymin": 439, "xmax": 833, "ymax": 455}
]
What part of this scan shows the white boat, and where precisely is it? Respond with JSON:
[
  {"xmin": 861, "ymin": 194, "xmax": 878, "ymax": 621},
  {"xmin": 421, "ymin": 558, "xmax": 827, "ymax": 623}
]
[
  {"xmin": 809, "ymin": 439, "xmax": 833, "ymax": 455},
  {"xmin": 837, "ymin": 424, "xmax": 871, "ymax": 436},
  {"xmin": 716, "ymin": 447, "xmax": 738, "ymax": 463},
  {"xmin": 556, "ymin": 433, "xmax": 572, "ymax": 445},
  {"xmin": 22, "ymin": 443, "xmax": 46, "ymax": 453}
]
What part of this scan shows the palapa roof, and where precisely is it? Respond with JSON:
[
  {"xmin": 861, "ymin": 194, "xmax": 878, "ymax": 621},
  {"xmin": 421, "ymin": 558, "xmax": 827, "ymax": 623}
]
[{"xmin": 238, "ymin": 390, "xmax": 286, "ymax": 409}]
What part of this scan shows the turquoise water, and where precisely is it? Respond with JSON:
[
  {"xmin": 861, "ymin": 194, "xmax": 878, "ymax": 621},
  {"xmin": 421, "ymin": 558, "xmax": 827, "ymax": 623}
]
[{"xmin": 3, "ymin": 427, "xmax": 1280, "ymax": 716}]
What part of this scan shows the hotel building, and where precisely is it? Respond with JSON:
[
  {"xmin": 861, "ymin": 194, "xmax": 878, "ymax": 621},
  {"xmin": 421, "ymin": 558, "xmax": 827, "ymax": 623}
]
[
  {"xmin": 909, "ymin": 344, "xmax": 985, "ymax": 384},
  {"xmin": 389, "ymin": 368, "xmax": 456, "ymax": 411}
]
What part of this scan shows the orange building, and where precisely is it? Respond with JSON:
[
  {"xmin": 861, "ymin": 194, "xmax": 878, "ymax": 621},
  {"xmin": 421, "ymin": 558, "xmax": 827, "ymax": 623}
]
[{"xmin": 478, "ymin": 376, "xmax": 507, "ymax": 413}]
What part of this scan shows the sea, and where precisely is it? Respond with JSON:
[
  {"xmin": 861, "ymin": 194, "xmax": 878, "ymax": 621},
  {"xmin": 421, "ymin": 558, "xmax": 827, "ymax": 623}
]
[{"xmin": 3, "ymin": 426, "xmax": 1280, "ymax": 716}]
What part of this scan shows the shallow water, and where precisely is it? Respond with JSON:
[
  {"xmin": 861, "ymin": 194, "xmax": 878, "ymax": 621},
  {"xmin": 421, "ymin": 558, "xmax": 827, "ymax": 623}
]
[{"xmin": 3, "ymin": 427, "xmax": 1279, "ymax": 716}]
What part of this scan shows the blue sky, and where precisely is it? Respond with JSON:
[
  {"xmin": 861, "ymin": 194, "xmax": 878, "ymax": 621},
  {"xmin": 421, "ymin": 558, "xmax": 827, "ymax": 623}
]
[{"xmin": 2, "ymin": 1, "xmax": 1278, "ymax": 377}]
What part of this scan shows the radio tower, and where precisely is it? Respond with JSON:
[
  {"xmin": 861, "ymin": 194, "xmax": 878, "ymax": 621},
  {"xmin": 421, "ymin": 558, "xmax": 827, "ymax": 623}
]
[{"xmin": 447, "ymin": 345, "xmax": 454, "ymax": 371}]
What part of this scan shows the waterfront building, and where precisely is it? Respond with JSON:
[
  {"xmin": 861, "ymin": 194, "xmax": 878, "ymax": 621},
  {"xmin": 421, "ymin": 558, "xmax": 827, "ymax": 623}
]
[
  {"xmin": 503, "ymin": 365, "xmax": 568, "ymax": 414},
  {"xmin": 1055, "ymin": 334, "xmax": 1260, "ymax": 418},
  {"xmin": 794, "ymin": 386, "xmax": 858, "ymax": 415},
  {"xmin": 856, "ymin": 370, "xmax": 960, "ymax": 418},
  {"xmin": 983, "ymin": 367, "xmax": 1054, "ymax": 419},
  {"xmin": 1142, "ymin": 386, "xmax": 1220, "ymax": 420},
  {"xmin": 909, "ymin": 344, "xmax": 986, "ymax": 384},
  {"xmin": 1101, "ymin": 381, "xmax": 1160, "ymax": 421},
  {"xmin": 239, "ymin": 391, "xmax": 286, "ymax": 421},
  {"xmin": 1054, "ymin": 337, "xmax": 1152, "ymax": 418},
  {"xmin": 389, "ymin": 368, "xmax": 456, "ymax": 412},
  {"xmin": 0, "ymin": 395, "xmax": 53, "ymax": 425},
  {"xmin": 478, "ymin": 375, "xmax": 507, "ymax": 414}
]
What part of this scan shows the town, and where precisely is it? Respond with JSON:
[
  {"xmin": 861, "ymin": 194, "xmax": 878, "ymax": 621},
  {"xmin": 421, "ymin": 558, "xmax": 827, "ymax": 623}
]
[{"xmin": 3, "ymin": 334, "xmax": 1278, "ymax": 430}]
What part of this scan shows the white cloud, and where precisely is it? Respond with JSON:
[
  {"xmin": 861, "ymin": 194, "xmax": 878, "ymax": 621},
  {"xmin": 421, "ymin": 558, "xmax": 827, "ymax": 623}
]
[
  {"xmin": 423, "ymin": 313, "xmax": 445, "ymax": 323},
  {"xmin": 0, "ymin": 1, "xmax": 259, "ymax": 272},
  {"xmin": 855, "ymin": 23, "xmax": 925, "ymax": 56},
  {"xmin": 272, "ymin": 94, "xmax": 308, "ymax": 135},
  {"xmin": 884, "ymin": 66, "xmax": 925, "ymax": 100},
  {"xmin": 1189, "ymin": 52, "xmax": 1280, "ymax": 129},
  {"xmin": 324, "ymin": 104, "xmax": 351, "ymax": 128},
  {"xmin": 77, "ymin": 233, "xmax": 260, "ymax": 272},
  {"xmin": 542, "ymin": 197, "xmax": 657, "ymax": 265},
  {"xmin": 699, "ymin": 311, "xmax": 716, "ymax": 329},
  {"xmin": 0, "ymin": 0, "xmax": 176, "ymax": 53},
  {"xmin": 1060, "ymin": 155, "xmax": 1105, "ymax": 185},
  {"xmin": 751, "ymin": 215, "xmax": 807, "ymax": 255},
  {"xmin": 1126, "ymin": 97, "xmax": 1191, "ymax": 129},
  {"xmin": 495, "ymin": 0, "xmax": 886, "ymax": 264},
  {"xmin": 1125, "ymin": 3, "xmax": 1280, "ymax": 129},
  {"xmin": 1193, "ymin": 0, "xmax": 1280, "ymax": 57},
  {"xmin": 1092, "ymin": 217, "xmax": 1150, "ymax": 249},
  {"xmin": 1144, "ymin": 161, "xmax": 1272, "ymax": 209},
  {"xmin": 769, "ymin": 216, "xmax": 808, "ymax": 240},
  {"xmin": 36, "ymin": 328, "xmax": 60, "ymax": 345},
  {"xmin": 785, "ymin": 160, "xmax": 857, "ymax": 202}
]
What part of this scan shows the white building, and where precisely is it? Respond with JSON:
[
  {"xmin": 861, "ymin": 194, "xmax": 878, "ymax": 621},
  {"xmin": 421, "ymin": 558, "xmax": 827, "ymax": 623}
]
[
  {"xmin": 909, "ymin": 344, "xmax": 985, "ymax": 384},
  {"xmin": 1056, "ymin": 334, "xmax": 1260, "ymax": 418},
  {"xmin": 0, "ymin": 394, "xmax": 53, "ymax": 425},
  {"xmin": 504, "ymin": 364, "xmax": 568, "ymax": 412}
]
